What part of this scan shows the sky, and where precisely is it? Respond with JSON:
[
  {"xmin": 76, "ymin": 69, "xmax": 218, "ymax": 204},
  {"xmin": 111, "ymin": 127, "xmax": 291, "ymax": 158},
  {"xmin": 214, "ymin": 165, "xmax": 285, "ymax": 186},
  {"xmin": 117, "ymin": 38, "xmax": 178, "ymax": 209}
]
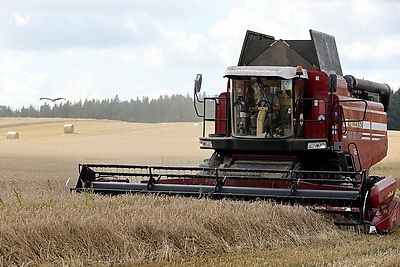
[{"xmin": 0, "ymin": 0, "xmax": 399, "ymax": 109}]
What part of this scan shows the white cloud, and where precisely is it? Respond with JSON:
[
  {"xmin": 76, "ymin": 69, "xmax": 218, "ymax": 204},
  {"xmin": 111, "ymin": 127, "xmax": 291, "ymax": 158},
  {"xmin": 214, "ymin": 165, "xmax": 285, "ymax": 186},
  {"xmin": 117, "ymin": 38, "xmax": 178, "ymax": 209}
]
[
  {"xmin": 342, "ymin": 42, "xmax": 373, "ymax": 61},
  {"xmin": 143, "ymin": 47, "xmax": 166, "ymax": 68},
  {"xmin": 0, "ymin": 51, "xmax": 31, "ymax": 74},
  {"xmin": 398, "ymin": 4, "xmax": 400, "ymax": 17},
  {"xmin": 0, "ymin": 0, "xmax": 399, "ymax": 109},
  {"xmin": 126, "ymin": 18, "xmax": 138, "ymax": 33},
  {"xmin": 70, "ymin": 69, "xmax": 105, "ymax": 83},
  {"xmin": 62, "ymin": 69, "xmax": 107, "ymax": 101},
  {"xmin": 115, "ymin": 23, "xmax": 231, "ymax": 75},
  {"xmin": 121, "ymin": 53, "xmax": 138, "ymax": 64},
  {"xmin": 56, "ymin": 50, "xmax": 82, "ymax": 60},
  {"xmin": 97, "ymin": 49, "xmax": 116, "ymax": 58},
  {"xmin": 0, "ymin": 77, "xmax": 33, "ymax": 93},
  {"xmin": 350, "ymin": 0, "xmax": 382, "ymax": 17},
  {"xmin": 25, "ymin": 73, "xmax": 51, "ymax": 83},
  {"xmin": 390, "ymin": 81, "xmax": 400, "ymax": 91},
  {"xmin": 8, "ymin": 13, "xmax": 30, "ymax": 26},
  {"xmin": 375, "ymin": 36, "xmax": 400, "ymax": 59},
  {"xmin": 342, "ymin": 35, "xmax": 400, "ymax": 61},
  {"xmin": 0, "ymin": 77, "xmax": 38, "ymax": 107},
  {"xmin": 211, "ymin": 1, "xmax": 314, "ymax": 41},
  {"xmin": 148, "ymin": 23, "xmax": 230, "ymax": 68},
  {"xmin": 210, "ymin": 1, "xmax": 316, "ymax": 63}
]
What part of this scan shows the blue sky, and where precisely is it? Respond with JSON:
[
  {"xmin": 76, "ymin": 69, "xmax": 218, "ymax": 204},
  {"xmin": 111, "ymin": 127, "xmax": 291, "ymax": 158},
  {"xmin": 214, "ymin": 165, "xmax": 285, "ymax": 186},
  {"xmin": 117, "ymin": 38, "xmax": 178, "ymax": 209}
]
[{"xmin": 0, "ymin": 0, "xmax": 399, "ymax": 108}]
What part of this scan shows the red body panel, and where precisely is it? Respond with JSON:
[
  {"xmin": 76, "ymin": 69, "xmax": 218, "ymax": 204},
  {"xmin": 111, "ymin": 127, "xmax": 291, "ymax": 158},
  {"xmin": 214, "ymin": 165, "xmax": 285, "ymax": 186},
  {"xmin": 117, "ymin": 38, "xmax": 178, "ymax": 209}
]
[
  {"xmin": 215, "ymin": 92, "xmax": 229, "ymax": 135},
  {"xmin": 302, "ymin": 70, "xmax": 388, "ymax": 172},
  {"xmin": 302, "ymin": 70, "xmax": 332, "ymax": 139},
  {"xmin": 338, "ymin": 95, "xmax": 387, "ymax": 172},
  {"xmin": 366, "ymin": 176, "xmax": 399, "ymax": 232},
  {"xmin": 369, "ymin": 176, "xmax": 397, "ymax": 207},
  {"xmin": 371, "ymin": 201, "xmax": 400, "ymax": 233}
]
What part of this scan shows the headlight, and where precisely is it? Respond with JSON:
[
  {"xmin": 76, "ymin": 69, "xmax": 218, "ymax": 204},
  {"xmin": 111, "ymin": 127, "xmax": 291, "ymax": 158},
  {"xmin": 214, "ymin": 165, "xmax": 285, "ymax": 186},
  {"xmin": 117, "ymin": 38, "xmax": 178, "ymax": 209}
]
[
  {"xmin": 307, "ymin": 141, "xmax": 327, "ymax": 150},
  {"xmin": 200, "ymin": 140, "xmax": 212, "ymax": 148}
]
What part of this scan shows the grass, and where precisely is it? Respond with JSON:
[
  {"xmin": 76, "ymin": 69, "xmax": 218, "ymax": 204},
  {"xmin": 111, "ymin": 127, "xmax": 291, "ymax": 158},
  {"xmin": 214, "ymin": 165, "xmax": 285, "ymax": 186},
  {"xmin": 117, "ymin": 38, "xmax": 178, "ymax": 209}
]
[
  {"xmin": 0, "ymin": 193, "xmax": 349, "ymax": 266},
  {"xmin": 3, "ymin": 180, "xmax": 397, "ymax": 267},
  {"xmin": 167, "ymin": 231, "xmax": 400, "ymax": 267},
  {"xmin": 12, "ymin": 188, "xmax": 23, "ymax": 211}
]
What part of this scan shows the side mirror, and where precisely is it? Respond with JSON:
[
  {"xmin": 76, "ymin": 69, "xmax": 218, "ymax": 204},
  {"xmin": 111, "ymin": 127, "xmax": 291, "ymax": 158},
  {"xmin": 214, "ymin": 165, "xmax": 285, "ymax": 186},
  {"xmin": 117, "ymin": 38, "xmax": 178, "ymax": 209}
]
[
  {"xmin": 194, "ymin": 74, "xmax": 202, "ymax": 93},
  {"xmin": 329, "ymin": 74, "xmax": 337, "ymax": 92}
]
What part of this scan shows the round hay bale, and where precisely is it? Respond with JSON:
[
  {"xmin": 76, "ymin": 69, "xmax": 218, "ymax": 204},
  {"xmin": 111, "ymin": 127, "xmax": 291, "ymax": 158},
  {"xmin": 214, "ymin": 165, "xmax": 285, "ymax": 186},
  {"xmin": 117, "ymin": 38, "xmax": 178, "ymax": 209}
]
[
  {"xmin": 6, "ymin": 131, "xmax": 19, "ymax": 139},
  {"xmin": 64, "ymin": 124, "xmax": 74, "ymax": 134}
]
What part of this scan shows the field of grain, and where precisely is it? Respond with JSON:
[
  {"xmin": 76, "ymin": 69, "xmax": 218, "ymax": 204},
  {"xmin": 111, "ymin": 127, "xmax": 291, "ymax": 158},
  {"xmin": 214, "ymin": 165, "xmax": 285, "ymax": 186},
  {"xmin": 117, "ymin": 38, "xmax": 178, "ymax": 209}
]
[{"xmin": 0, "ymin": 118, "xmax": 398, "ymax": 266}]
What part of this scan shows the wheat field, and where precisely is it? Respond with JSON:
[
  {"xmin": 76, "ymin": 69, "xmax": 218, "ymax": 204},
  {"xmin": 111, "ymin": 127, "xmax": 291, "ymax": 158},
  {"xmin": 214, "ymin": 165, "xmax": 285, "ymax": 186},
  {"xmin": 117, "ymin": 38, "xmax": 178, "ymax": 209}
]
[{"xmin": 0, "ymin": 118, "xmax": 398, "ymax": 266}]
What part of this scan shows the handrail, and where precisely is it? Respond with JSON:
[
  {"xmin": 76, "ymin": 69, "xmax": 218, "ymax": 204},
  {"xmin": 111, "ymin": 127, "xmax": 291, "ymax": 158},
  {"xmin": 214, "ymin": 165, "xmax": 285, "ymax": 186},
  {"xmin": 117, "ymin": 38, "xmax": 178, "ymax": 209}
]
[
  {"xmin": 335, "ymin": 99, "xmax": 368, "ymax": 123},
  {"xmin": 193, "ymin": 91, "xmax": 230, "ymax": 137},
  {"xmin": 193, "ymin": 91, "xmax": 204, "ymax": 118},
  {"xmin": 332, "ymin": 99, "xmax": 368, "ymax": 136},
  {"xmin": 347, "ymin": 142, "xmax": 362, "ymax": 172}
]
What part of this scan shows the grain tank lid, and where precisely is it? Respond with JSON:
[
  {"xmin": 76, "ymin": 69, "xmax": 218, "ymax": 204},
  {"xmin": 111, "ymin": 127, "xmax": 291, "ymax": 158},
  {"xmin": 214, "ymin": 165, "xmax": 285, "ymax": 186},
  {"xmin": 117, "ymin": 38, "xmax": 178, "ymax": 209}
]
[
  {"xmin": 224, "ymin": 66, "xmax": 308, "ymax": 80},
  {"xmin": 238, "ymin": 30, "xmax": 275, "ymax": 66},
  {"xmin": 309, "ymin": 29, "xmax": 343, "ymax": 76},
  {"xmin": 238, "ymin": 29, "xmax": 343, "ymax": 76}
]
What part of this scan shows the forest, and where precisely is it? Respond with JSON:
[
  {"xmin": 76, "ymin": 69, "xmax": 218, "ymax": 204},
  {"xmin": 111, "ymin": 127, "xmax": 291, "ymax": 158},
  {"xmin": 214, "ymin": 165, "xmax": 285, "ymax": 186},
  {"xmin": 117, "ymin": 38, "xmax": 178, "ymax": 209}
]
[
  {"xmin": 0, "ymin": 90, "xmax": 399, "ymax": 129},
  {"xmin": 0, "ymin": 94, "xmax": 202, "ymax": 123},
  {"xmin": 388, "ymin": 88, "xmax": 400, "ymax": 130}
]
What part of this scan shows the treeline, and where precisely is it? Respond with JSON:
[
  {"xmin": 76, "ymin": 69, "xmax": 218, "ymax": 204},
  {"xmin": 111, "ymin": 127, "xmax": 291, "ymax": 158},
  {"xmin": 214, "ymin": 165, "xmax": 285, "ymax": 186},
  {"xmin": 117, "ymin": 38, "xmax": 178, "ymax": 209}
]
[
  {"xmin": 0, "ymin": 94, "xmax": 204, "ymax": 123},
  {"xmin": 388, "ymin": 89, "xmax": 400, "ymax": 130},
  {"xmin": 0, "ymin": 90, "xmax": 399, "ymax": 129}
]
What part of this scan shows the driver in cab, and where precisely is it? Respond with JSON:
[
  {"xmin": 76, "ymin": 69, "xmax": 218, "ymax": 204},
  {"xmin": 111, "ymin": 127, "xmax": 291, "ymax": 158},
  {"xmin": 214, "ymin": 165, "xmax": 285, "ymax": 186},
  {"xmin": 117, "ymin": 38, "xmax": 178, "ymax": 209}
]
[{"xmin": 250, "ymin": 85, "xmax": 280, "ymax": 135}]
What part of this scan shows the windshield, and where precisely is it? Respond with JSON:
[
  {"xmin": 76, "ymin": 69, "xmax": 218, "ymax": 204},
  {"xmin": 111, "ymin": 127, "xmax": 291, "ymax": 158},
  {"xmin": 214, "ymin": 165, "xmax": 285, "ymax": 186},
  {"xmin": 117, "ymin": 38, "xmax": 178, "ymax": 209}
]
[{"xmin": 231, "ymin": 78, "xmax": 293, "ymax": 138}]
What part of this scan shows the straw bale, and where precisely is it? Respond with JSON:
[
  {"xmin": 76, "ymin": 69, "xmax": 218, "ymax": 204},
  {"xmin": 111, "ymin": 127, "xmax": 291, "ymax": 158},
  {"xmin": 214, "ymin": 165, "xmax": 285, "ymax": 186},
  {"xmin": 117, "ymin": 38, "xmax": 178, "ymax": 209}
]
[
  {"xmin": 64, "ymin": 124, "xmax": 74, "ymax": 134},
  {"xmin": 6, "ymin": 131, "xmax": 19, "ymax": 139}
]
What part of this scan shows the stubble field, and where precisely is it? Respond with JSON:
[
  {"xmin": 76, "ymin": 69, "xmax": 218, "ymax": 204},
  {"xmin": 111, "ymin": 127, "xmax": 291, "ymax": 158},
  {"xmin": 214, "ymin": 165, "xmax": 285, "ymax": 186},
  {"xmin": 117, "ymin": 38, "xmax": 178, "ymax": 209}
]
[{"xmin": 0, "ymin": 117, "xmax": 399, "ymax": 266}]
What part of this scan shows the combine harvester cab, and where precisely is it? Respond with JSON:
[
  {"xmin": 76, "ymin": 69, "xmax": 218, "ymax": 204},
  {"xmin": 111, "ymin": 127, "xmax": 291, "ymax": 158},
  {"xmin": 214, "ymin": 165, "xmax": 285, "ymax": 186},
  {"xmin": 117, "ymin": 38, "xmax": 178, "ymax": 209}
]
[{"xmin": 73, "ymin": 30, "xmax": 400, "ymax": 233}]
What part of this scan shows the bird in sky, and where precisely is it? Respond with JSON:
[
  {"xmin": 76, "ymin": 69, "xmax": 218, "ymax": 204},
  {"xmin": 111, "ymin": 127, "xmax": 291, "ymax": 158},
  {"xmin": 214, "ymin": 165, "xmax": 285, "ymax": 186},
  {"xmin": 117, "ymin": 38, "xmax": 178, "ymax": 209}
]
[{"xmin": 39, "ymin": 97, "xmax": 66, "ymax": 102}]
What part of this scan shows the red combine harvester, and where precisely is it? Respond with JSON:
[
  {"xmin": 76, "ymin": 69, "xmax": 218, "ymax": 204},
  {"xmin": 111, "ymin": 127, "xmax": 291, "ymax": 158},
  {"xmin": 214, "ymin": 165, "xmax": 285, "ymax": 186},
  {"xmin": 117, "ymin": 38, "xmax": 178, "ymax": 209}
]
[{"xmin": 73, "ymin": 30, "xmax": 400, "ymax": 233}]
